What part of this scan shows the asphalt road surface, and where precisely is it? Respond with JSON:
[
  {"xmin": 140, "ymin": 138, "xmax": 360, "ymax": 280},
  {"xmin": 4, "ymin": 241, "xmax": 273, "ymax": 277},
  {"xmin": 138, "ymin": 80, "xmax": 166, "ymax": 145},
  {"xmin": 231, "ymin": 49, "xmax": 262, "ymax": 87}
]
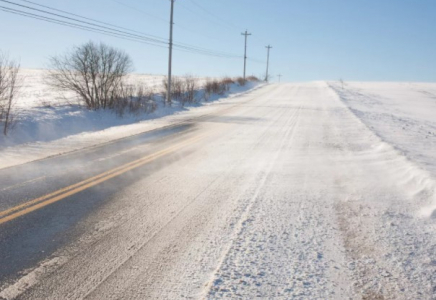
[{"xmin": 1, "ymin": 83, "xmax": 435, "ymax": 299}]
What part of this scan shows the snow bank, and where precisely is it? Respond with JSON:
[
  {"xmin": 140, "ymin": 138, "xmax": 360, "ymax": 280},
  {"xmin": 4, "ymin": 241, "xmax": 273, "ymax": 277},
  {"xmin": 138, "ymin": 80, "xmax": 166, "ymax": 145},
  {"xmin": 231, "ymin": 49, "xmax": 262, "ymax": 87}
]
[{"xmin": 0, "ymin": 69, "xmax": 263, "ymax": 169}]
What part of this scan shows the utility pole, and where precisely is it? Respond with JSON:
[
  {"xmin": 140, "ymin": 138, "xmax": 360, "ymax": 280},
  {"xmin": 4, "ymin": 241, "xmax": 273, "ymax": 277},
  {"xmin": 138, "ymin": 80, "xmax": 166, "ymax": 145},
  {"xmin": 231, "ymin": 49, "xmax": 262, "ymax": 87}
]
[
  {"xmin": 278, "ymin": 74, "xmax": 282, "ymax": 82},
  {"xmin": 167, "ymin": 0, "xmax": 175, "ymax": 105},
  {"xmin": 241, "ymin": 30, "xmax": 251, "ymax": 80},
  {"xmin": 265, "ymin": 45, "xmax": 272, "ymax": 82}
]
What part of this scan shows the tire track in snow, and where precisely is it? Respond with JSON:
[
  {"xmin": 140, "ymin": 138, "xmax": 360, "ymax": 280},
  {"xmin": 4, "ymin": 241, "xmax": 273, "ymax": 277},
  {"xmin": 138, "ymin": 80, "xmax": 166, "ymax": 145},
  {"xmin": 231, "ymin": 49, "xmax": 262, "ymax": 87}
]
[{"xmin": 202, "ymin": 98, "xmax": 302, "ymax": 298}]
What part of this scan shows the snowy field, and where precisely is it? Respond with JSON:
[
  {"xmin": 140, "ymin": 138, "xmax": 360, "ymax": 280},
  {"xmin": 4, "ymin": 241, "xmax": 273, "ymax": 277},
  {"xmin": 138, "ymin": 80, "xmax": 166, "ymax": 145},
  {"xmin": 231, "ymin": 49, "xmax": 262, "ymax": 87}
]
[
  {"xmin": 330, "ymin": 81, "xmax": 436, "ymax": 191},
  {"xmin": 0, "ymin": 69, "xmax": 260, "ymax": 169}
]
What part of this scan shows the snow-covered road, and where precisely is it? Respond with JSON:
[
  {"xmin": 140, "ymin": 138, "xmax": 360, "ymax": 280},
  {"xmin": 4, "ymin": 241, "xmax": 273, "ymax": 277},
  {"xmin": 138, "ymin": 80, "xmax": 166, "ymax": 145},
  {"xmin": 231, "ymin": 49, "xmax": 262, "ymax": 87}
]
[{"xmin": 1, "ymin": 82, "xmax": 436, "ymax": 299}]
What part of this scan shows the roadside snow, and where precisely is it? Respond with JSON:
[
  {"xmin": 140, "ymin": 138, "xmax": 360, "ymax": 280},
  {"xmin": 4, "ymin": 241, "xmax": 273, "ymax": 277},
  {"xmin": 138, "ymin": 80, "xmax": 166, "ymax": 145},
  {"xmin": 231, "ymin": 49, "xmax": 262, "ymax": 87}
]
[
  {"xmin": 329, "ymin": 82, "xmax": 436, "ymax": 217},
  {"xmin": 329, "ymin": 82, "xmax": 436, "ymax": 178},
  {"xmin": 0, "ymin": 69, "xmax": 262, "ymax": 169}
]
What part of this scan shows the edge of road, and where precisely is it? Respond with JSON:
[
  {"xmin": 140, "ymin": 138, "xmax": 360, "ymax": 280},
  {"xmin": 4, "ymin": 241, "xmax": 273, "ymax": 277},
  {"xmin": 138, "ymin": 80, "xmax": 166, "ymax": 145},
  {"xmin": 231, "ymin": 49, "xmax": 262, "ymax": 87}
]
[{"xmin": 0, "ymin": 83, "xmax": 270, "ymax": 172}]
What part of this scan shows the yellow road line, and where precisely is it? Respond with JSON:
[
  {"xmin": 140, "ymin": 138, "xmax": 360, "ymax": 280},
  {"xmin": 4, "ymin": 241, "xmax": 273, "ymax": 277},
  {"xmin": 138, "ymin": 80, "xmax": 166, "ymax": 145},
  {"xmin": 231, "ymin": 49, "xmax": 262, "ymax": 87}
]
[
  {"xmin": 0, "ymin": 134, "xmax": 207, "ymax": 225},
  {"xmin": 0, "ymin": 128, "xmax": 189, "ymax": 194}
]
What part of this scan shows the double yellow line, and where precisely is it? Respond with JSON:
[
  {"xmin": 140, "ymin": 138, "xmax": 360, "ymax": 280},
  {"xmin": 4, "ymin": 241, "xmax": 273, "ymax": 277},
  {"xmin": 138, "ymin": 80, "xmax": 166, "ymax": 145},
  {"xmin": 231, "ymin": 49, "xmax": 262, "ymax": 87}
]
[{"xmin": 0, "ymin": 133, "xmax": 207, "ymax": 225}]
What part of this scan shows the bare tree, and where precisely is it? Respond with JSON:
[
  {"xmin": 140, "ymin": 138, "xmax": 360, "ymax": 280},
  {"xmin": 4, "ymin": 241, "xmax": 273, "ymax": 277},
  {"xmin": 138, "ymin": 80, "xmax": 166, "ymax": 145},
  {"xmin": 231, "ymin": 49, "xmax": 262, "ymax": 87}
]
[
  {"xmin": 47, "ymin": 41, "xmax": 133, "ymax": 110},
  {"xmin": 0, "ymin": 52, "xmax": 20, "ymax": 135}
]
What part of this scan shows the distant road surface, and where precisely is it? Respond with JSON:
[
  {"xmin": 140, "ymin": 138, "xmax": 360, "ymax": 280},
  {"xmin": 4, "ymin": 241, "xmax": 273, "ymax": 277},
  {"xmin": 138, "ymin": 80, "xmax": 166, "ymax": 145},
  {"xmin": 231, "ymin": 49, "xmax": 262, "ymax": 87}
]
[{"xmin": 1, "ymin": 83, "xmax": 435, "ymax": 299}]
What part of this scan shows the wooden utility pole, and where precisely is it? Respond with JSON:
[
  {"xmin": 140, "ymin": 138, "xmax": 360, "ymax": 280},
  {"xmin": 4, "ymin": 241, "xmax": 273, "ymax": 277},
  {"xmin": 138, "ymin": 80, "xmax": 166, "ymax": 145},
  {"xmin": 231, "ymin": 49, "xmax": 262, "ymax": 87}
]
[
  {"xmin": 241, "ymin": 30, "xmax": 251, "ymax": 80},
  {"xmin": 265, "ymin": 45, "xmax": 272, "ymax": 82},
  {"xmin": 167, "ymin": 0, "xmax": 175, "ymax": 105}
]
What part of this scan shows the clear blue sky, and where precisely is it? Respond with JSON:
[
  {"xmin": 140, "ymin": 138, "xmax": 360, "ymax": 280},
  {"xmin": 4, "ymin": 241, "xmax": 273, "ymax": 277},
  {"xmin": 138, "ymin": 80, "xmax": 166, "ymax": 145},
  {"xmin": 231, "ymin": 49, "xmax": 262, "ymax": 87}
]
[{"xmin": 1, "ymin": 0, "xmax": 435, "ymax": 81}]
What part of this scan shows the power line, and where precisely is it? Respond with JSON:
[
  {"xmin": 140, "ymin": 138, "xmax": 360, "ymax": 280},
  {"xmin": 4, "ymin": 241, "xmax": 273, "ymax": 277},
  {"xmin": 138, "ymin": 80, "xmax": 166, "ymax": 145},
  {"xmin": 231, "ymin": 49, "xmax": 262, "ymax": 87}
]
[
  {"xmin": 0, "ymin": 0, "xmax": 245, "ymax": 59},
  {"xmin": 15, "ymin": 0, "xmax": 237, "ymax": 56},
  {"xmin": 0, "ymin": 6, "xmax": 169, "ymax": 49},
  {"xmin": 248, "ymin": 58, "xmax": 265, "ymax": 64},
  {"xmin": 17, "ymin": 0, "xmax": 165, "ymax": 38},
  {"xmin": 0, "ymin": 0, "xmax": 168, "ymax": 44},
  {"xmin": 185, "ymin": 0, "xmax": 269, "ymax": 48},
  {"xmin": 177, "ymin": 2, "xmax": 231, "ymax": 32},
  {"xmin": 107, "ymin": 0, "xmax": 232, "ymax": 44},
  {"xmin": 107, "ymin": 0, "xmax": 168, "ymax": 23},
  {"xmin": 176, "ymin": 1, "xmax": 268, "ymax": 66},
  {"xmin": 187, "ymin": 0, "xmax": 239, "ymax": 30},
  {"xmin": 0, "ymin": 6, "xmax": 237, "ymax": 58}
]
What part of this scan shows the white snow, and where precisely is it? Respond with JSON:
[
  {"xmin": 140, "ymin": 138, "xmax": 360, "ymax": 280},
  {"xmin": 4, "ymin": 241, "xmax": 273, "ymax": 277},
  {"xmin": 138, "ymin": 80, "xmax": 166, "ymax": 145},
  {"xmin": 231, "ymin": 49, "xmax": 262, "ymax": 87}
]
[
  {"xmin": 329, "ymin": 82, "xmax": 436, "ymax": 177},
  {"xmin": 329, "ymin": 81, "xmax": 436, "ymax": 217}
]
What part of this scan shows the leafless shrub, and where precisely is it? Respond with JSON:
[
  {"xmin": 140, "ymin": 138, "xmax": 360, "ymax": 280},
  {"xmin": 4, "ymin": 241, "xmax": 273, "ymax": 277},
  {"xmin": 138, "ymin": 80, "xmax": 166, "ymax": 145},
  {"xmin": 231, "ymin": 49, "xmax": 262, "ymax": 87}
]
[
  {"xmin": 203, "ymin": 80, "xmax": 212, "ymax": 101},
  {"xmin": 162, "ymin": 75, "xmax": 201, "ymax": 106},
  {"xmin": 46, "ymin": 41, "xmax": 133, "ymax": 110},
  {"xmin": 172, "ymin": 77, "xmax": 184, "ymax": 100},
  {"xmin": 133, "ymin": 85, "xmax": 156, "ymax": 114},
  {"xmin": 236, "ymin": 77, "xmax": 246, "ymax": 86},
  {"xmin": 181, "ymin": 75, "xmax": 197, "ymax": 106},
  {"xmin": 211, "ymin": 80, "xmax": 226, "ymax": 94},
  {"xmin": 204, "ymin": 79, "xmax": 213, "ymax": 98},
  {"xmin": 161, "ymin": 76, "xmax": 185, "ymax": 106},
  {"xmin": 113, "ymin": 84, "xmax": 157, "ymax": 117},
  {"xmin": 221, "ymin": 77, "xmax": 234, "ymax": 91},
  {"xmin": 246, "ymin": 75, "xmax": 259, "ymax": 82},
  {"xmin": 204, "ymin": 79, "xmax": 228, "ymax": 101},
  {"xmin": 0, "ymin": 52, "xmax": 21, "ymax": 135}
]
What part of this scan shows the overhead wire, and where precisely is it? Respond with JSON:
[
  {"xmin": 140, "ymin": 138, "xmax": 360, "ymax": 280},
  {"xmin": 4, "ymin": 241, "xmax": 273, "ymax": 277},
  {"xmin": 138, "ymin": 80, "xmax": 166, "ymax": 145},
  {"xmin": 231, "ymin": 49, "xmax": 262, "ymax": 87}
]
[
  {"xmin": 0, "ymin": 6, "xmax": 236, "ymax": 58},
  {"xmin": 1, "ymin": 0, "xmax": 168, "ymax": 44},
  {"xmin": 177, "ymin": 1, "xmax": 231, "ymax": 32},
  {"xmin": 178, "ymin": 0, "xmax": 267, "ymax": 63},
  {"xmin": 17, "ymin": 0, "xmax": 166, "ymax": 38},
  {"xmin": 0, "ymin": 6, "xmax": 169, "ymax": 49},
  {"xmin": 188, "ymin": 0, "xmax": 239, "ymax": 30},
  {"xmin": 0, "ymin": 0, "xmax": 245, "ymax": 59},
  {"xmin": 189, "ymin": 0, "xmax": 270, "ymax": 47},
  {"xmin": 107, "ymin": 0, "xmax": 168, "ymax": 23},
  {"xmin": 109, "ymin": 0, "xmax": 246, "ymax": 58},
  {"xmin": 106, "ymin": 0, "xmax": 234, "ymax": 45}
]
